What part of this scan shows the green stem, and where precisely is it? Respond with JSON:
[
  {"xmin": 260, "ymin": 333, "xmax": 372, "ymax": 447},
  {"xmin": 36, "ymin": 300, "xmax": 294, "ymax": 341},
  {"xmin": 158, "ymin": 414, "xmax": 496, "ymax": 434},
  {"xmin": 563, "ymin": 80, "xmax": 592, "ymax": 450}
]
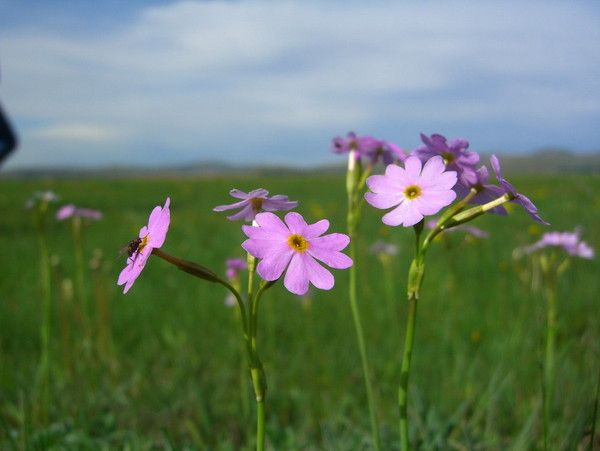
[
  {"xmin": 72, "ymin": 217, "xmax": 91, "ymax": 340},
  {"xmin": 348, "ymin": 238, "xmax": 381, "ymax": 451},
  {"xmin": 34, "ymin": 210, "xmax": 52, "ymax": 425},
  {"xmin": 399, "ymin": 291, "xmax": 418, "ymax": 451},
  {"xmin": 256, "ymin": 397, "xmax": 266, "ymax": 451},
  {"xmin": 543, "ymin": 273, "xmax": 557, "ymax": 450},
  {"xmin": 246, "ymin": 253, "xmax": 269, "ymax": 451},
  {"xmin": 399, "ymin": 225, "xmax": 425, "ymax": 451}
]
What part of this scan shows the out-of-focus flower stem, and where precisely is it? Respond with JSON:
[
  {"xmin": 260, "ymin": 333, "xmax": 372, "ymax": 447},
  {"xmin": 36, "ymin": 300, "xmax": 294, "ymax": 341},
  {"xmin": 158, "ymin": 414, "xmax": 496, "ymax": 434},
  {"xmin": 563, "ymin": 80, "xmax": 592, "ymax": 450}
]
[
  {"xmin": 71, "ymin": 216, "xmax": 91, "ymax": 344},
  {"xmin": 346, "ymin": 152, "xmax": 382, "ymax": 451},
  {"xmin": 33, "ymin": 203, "xmax": 52, "ymax": 425},
  {"xmin": 540, "ymin": 255, "xmax": 559, "ymax": 451}
]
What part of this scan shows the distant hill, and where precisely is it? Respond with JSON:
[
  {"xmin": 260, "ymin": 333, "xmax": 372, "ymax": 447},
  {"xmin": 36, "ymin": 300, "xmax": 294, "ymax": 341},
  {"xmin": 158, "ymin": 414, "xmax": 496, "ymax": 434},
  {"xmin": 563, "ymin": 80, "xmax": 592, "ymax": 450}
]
[{"xmin": 2, "ymin": 149, "xmax": 599, "ymax": 179}]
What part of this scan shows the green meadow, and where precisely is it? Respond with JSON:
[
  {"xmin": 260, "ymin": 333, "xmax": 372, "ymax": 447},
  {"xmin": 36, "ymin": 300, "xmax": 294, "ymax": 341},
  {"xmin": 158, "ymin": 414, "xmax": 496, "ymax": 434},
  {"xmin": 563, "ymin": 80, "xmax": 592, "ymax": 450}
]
[{"xmin": 1, "ymin": 174, "xmax": 599, "ymax": 450}]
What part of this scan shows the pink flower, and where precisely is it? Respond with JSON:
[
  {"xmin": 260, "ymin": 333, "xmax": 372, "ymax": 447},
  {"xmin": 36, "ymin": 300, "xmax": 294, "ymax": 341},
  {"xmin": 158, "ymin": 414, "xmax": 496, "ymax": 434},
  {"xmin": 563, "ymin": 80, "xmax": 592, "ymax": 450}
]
[
  {"xmin": 213, "ymin": 188, "xmax": 298, "ymax": 222},
  {"xmin": 241, "ymin": 212, "xmax": 352, "ymax": 295},
  {"xmin": 117, "ymin": 198, "xmax": 171, "ymax": 294},
  {"xmin": 225, "ymin": 257, "xmax": 247, "ymax": 279},
  {"xmin": 56, "ymin": 204, "xmax": 103, "ymax": 221},
  {"xmin": 365, "ymin": 155, "xmax": 457, "ymax": 227},
  {"xmin": 517, "ymin": 229, "xmax": 594, "ymax": 259}
]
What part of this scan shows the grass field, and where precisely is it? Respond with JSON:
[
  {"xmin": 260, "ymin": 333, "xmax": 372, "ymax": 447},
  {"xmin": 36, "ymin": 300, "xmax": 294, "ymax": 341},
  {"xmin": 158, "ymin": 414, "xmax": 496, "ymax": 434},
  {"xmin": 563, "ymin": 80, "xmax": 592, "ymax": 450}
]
[{"xmin": 1, "ymin": 173, "xmax": 599, "ymax": 450}]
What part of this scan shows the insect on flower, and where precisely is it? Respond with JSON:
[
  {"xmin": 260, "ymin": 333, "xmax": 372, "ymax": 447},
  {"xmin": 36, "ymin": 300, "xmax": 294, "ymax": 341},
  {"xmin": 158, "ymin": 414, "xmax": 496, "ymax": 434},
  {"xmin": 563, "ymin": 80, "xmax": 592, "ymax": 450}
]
[{"xmin": 117, "ymin": 198, "xmax": 171, "ymax": 293}]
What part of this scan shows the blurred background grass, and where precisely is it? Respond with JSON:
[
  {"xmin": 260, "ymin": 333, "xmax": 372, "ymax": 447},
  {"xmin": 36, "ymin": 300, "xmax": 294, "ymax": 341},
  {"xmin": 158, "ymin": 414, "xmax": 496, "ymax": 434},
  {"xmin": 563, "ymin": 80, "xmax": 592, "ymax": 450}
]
[{"xmin": 0, "ymin": 174, "xmax": 599, "ymax": 449}]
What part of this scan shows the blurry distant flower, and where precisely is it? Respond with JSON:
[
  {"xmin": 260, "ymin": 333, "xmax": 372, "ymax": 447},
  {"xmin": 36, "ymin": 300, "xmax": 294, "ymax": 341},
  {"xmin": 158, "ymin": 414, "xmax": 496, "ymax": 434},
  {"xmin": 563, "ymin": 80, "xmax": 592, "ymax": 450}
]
[
  {"xmin": 56, "ymin": 204, "xmax": 103, "ymax": 221},
  {"xmin": 225, "ymin": 257, "xmax": 247, "ymax": 280},
  {"xmin": 365, "ymin": 155, "xmax": 457, "ymax": 227},
  {"xmin": 413, "ymin": 133, "xmax": 479, "ymax": 186},
  {"xmin": 332, "ymin": 132, "xmax": 406, "ymax": 166},
  {"xmin": 213, "ymin": 188, "xmax": 298, "ymax": 222},
  {"xmin": 365, "ymin": 140, "xmax": 407, "ymax": 166},
  {"xmin": 242, "ymin": 212, "xmax": 352, "ymax": 295},
  {"xmin": 515, "ymin": 229, "xmax": 594, "ymax": 259},
  {"xmin": 25, "ymin": 190, "xmax": 59, "ymax": 209},
  {"xmin": 490, "ymin": 155, "xmax": 548, "ymax": 225},
  {"xmin": 118, "ymin": 198, "xmax": 170, "ymax": 294},
  {"xmin": 369, "ymin": 240, "xmax": 399, "ymax": 256},
  {"xmin": 224, "ymin": 293, "xmax": 237, "ymax": 307},
  {"xmin": 331, "ymin": 132, "xmax": 377, "ymax": 160}
]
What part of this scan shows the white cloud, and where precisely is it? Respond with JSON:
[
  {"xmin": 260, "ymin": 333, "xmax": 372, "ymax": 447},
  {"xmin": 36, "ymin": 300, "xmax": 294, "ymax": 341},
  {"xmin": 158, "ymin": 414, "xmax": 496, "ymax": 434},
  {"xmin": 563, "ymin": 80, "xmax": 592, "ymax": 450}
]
[
  {"xmin": 0, "ymin": 0, "xmax": 599, "ymax": 168},
  {"xmin": 32, "ymin": 123, "xmax": 124, "ymax": 142}
]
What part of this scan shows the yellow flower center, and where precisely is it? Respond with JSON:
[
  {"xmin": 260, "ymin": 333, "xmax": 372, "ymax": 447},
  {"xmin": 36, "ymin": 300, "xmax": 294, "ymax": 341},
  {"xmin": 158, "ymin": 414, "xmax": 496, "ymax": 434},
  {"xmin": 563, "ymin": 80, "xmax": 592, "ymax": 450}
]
[
  {"xmin": 404, "ymin": 185, "xmax": 422, "ymax": 200},
  {"xmin": 287, "ymin": 234, "xmax": 309, "ymax": 253},
  {"xmin": 441, "ymin": 152, "xmax": 455, "ymax": 164},
  {"xmin": 250, "ymin": 197, "xmax": 264, "ymax": 210}
]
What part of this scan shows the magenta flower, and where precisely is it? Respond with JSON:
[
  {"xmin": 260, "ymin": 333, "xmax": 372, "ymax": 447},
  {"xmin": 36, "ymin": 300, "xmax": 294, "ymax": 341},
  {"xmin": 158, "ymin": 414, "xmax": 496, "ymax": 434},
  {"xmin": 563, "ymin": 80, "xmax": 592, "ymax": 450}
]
[
  {"xmin": 117, "ymin": 198, "xmax": 171, "ymax": 294},
  {"xmin": 213, "ymin": 188, "xmax": 298, "ymax": 222},
  {"xmin": 490, "ymin": 155, "xmax": 549, "ymax": 225},
  {"xmin": 413, "ymin": 133, "xmax": 480, "ymax": 186},
  {"xmin": 365, "ymin": 155, "xmax": 457, "ymax": 227},
  {"xmin": 241, "ymin": 212, "xmax": 352, "ymax": 295},
  {"xmin": 518, "ymin": 229, "xmax": 594, "ymax": 259},
  {"xmin": 225, "ymin": 257, "xmax": 247, "ymax": 279},
  {"xmin": 56, "ymin": 204, "xmax": 103, "ymax": 221}
]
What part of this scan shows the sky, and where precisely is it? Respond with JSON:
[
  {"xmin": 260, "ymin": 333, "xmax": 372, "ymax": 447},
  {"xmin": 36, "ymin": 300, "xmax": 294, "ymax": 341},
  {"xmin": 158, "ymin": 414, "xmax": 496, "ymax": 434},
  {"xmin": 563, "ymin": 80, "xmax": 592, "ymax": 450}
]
[{"xmin": 0, "ymin": 0, "xmax": 599, "ymax": 169}]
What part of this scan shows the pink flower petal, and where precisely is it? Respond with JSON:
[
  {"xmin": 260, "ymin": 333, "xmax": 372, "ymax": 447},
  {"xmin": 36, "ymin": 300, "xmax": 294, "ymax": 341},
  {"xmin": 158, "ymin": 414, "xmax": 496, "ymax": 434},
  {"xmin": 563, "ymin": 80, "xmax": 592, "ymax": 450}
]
[
  {"xmin": 308, "ymin": 247, "xmax": 353, "ymax": 269},
  {"xmin": 283, "ymin": 253, "xmax": 310, "ymax": 295},
  {"xmin": 403, "ymin": 156, "xmax": 422, "ymax": 182},
  {"xmin": 385, "ymin": 163, "xmax": 405, "ymax": 179},
  {"xmin": 420, "ymin": 171, "xmax": 457, "ymax": 190},
  {"xmin": 366, "ymin": 174, "xmax": 401, "ymax": 194},
  {"xmin": 284, "ymin": 212, "xmax": 308, "ymax": 234},
  {"xmin": 302, "ymin": 253, "xmax": 334, "ymax": 290},
  {"xmin": 365, "ymin": 192, "xmax": 403, "ymax": 209},
  {"xmin": 256, "ymin": 248, "xmax": 294, "ymax": 281},
  {"xmin": 227, "ymin": 204, "xmax": 254, "ymax": 221},
  {"xmin": 414, "ymin": 190, "xmax": 457, "ymax": 215},
  {"xmin": 255, "ymin": 212, "xmax": 290, "ymax": 235},
  {"xmin": 308, "ymin": 233, "xmax": 350, "ymax": 252},
  {"xmin": 302, "ymin": 219, "xmax": 329, "ymax": 238},
  {"xmin": 382, "ymin": 201, "xmax": 423, "ymax": 227},
  {"xmin": 420, "ymin": 156, "xmax": 446, "ymax": 181},
  {"xmin": 213, "ymin": 199, "xmax": 250, "ymax": 212},
  {"xmin": 242, "ymin": 237, "xmax": 289, "ymax": 259}
]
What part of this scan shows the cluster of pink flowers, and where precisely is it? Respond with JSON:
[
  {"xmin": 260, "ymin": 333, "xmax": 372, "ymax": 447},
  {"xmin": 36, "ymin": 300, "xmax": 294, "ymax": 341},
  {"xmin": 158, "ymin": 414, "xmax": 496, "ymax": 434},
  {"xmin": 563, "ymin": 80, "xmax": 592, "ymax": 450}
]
[
  {"xmin": 331, "ymin": 131, "xmax": 548, "ymax": 228},
  {"xmin": 118, "ymin": 190, "xmax": 353, "ymax": 296}
]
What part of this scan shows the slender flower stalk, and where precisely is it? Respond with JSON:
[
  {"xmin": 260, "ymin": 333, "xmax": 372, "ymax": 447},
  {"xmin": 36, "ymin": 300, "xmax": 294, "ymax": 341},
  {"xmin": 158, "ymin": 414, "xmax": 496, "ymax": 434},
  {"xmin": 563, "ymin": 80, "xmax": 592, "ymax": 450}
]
[
  {"xmin": 541, "ymin": 259, "xmax": 557, "ymax": 451},
  {"xmin": 57, "ymin": 204, "xmax": 102, "ymax": 342},
  {"xmin": 344, "ymin": 148, "xmax": 382, "ymax": 451},
  {"xmin": 28, "ymin": 194, "xmax": 57, "ymax": 425},
  {"xmin": 513, "ymin": 229, "xmax": 593, "ymax": 449}
]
